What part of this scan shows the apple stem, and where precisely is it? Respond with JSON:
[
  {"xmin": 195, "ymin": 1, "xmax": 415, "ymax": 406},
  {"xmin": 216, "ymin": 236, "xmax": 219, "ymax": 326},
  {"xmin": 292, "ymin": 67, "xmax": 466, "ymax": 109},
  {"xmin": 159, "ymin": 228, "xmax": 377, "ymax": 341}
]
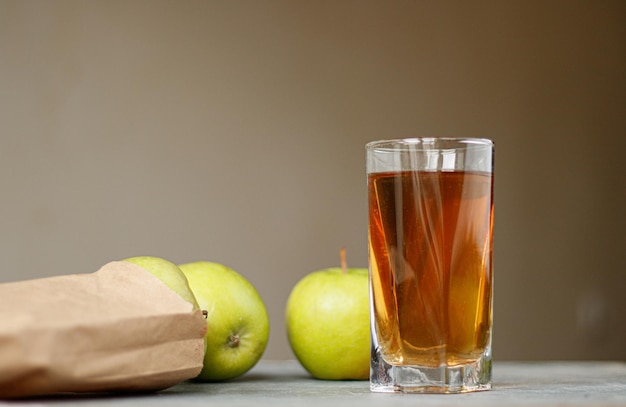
[{"xmin": 340, "ymin": 247, "xmax": 347, "ymax": 274}]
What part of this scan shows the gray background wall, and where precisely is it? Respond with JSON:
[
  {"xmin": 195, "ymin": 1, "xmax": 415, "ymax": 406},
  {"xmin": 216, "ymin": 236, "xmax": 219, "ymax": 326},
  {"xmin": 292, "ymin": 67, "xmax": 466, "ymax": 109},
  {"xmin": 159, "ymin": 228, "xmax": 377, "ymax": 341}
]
[{"xmin": 1, "ymin": 0, "xmax": 624, "ymax": 361}]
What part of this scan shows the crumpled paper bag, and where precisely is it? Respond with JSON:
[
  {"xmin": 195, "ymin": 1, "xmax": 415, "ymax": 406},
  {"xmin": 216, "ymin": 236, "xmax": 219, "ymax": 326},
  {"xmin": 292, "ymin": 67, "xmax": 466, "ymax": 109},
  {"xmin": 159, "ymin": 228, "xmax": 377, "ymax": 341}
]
[{"xmin": 0, "ymin": 261, "xmax": 207, "ymax": 398}]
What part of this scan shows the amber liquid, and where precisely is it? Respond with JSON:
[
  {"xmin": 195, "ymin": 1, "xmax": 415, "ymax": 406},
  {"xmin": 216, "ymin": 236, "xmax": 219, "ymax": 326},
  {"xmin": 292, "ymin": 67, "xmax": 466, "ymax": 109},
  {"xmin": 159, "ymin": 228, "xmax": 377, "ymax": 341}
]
[{"xmin": 368, "ymin": 170, "xmax": 493, "ymax": 367}]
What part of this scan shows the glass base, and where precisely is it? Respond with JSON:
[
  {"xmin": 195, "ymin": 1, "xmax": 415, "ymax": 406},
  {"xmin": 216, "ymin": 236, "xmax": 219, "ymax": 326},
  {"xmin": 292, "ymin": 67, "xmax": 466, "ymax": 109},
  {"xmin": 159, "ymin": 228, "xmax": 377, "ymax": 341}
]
[{"xmin": 370, "ymin": 346, "xmax": 492, "ymax": 393}]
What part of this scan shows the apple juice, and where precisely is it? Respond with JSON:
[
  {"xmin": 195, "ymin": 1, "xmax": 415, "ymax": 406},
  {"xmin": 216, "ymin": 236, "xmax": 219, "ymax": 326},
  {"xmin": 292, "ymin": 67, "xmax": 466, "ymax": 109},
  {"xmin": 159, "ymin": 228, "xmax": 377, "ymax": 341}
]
[{"xmin": 368, "ymin": 170, "xmax": 493, "ymax": 367}]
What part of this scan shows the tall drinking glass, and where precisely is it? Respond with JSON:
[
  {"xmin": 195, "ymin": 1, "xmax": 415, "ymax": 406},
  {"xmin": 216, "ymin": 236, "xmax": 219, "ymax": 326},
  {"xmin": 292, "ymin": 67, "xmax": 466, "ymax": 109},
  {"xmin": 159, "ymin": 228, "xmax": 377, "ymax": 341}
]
[{"xmin": 367, "ymin": 138, "xmax": 494, "ymax": 393}]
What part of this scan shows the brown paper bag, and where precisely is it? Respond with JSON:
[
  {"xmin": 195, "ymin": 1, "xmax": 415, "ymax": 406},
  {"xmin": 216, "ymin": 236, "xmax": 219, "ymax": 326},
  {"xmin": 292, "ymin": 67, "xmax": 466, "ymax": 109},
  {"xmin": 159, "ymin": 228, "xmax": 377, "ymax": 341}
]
[{"xmin": 0, "ymin": 261, "xmax": 207, "ymax": 398}]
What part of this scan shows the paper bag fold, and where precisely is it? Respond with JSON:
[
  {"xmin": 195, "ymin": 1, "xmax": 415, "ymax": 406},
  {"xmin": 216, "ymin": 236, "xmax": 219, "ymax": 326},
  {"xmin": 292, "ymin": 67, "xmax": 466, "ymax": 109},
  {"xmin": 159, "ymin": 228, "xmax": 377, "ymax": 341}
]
[{"xmin": 0, "ymin": 261, "xmax": 207, "ymax": 398}]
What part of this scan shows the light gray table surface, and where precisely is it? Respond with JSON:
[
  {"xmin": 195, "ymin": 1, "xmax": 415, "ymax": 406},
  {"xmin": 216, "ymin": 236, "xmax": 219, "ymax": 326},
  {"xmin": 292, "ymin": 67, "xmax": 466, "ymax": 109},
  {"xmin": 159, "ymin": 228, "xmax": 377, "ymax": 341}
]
[{"xmin": 3, "ymin": 360, "xmax": 626, "ymax": 406}]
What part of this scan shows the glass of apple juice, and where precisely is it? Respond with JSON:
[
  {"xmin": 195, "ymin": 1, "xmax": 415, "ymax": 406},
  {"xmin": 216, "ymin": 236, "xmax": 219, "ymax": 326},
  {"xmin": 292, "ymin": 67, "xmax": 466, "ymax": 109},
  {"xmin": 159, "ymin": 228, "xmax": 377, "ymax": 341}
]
[{"xmin": 366, "ymin": 138, "xmax": 494, "ymax": 393}]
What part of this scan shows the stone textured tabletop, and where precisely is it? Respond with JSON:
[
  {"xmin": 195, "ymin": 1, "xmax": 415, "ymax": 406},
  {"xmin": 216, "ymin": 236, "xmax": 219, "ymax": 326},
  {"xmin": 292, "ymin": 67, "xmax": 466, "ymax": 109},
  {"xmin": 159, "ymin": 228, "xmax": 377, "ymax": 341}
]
[{"xmin": 4, "ymin": 360, "xmax": 626, "ymax": 406}]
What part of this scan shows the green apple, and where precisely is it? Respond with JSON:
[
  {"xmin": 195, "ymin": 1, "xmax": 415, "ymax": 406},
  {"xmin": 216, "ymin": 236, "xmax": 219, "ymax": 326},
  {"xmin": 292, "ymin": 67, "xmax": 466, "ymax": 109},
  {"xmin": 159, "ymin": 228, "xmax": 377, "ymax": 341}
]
[
  {"xmin": 285, "ymin": 249, "xmax": 369, "ymax": 380},
  {"xmin": 179, "ymin": 261, "xmax": 270, "ymax": 381},
  {"xmin": 123, "ymin": 256, "xmax": 199, "ymax": 309}
]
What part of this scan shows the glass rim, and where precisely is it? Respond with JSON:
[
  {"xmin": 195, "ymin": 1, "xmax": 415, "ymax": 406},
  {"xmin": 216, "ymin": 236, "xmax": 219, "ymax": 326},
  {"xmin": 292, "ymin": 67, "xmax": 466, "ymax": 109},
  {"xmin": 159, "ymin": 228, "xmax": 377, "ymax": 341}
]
[{"xmin": 366, "ymin": 137, "xmax": 493, "ymax": 151}]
